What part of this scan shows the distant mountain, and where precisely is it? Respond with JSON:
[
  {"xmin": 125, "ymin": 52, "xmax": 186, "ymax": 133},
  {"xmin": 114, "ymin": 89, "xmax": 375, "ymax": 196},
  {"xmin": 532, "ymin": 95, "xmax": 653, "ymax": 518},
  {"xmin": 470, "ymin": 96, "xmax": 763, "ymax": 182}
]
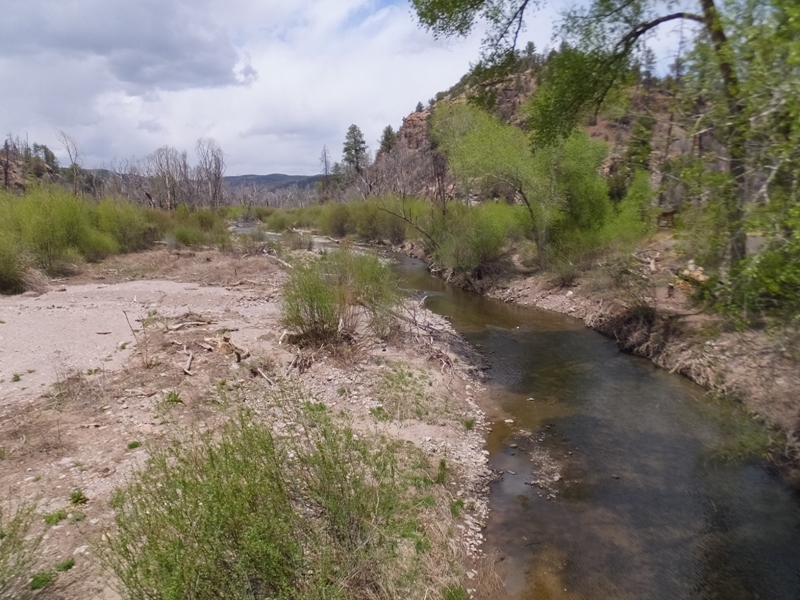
[{"xmin": 224, "ymin": 173, "xmax": 323, "ymax": 191}]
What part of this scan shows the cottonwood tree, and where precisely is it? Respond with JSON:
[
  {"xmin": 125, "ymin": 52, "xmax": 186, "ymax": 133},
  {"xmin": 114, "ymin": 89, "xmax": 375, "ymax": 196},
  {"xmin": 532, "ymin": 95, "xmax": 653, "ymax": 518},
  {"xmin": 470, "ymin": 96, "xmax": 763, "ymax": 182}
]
[{"xmin": 411, "ymin": 0, "xmax": 796, "ymax": 269}]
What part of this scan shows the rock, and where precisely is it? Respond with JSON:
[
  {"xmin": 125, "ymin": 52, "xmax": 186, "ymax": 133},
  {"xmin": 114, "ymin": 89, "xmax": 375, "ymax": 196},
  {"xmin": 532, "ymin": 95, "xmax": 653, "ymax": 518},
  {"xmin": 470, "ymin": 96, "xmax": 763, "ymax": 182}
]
[{"xmin": 74, "ymin": 545, "xmax": 89, "ymax": 555}]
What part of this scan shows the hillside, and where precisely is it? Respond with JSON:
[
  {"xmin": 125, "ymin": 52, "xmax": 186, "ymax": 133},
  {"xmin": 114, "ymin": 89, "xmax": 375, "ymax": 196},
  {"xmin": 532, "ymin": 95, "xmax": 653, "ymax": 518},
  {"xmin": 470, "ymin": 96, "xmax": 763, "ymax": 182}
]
[{"xmin": 224, "ymin": 173, "xmax": 323, "ymax": 190}]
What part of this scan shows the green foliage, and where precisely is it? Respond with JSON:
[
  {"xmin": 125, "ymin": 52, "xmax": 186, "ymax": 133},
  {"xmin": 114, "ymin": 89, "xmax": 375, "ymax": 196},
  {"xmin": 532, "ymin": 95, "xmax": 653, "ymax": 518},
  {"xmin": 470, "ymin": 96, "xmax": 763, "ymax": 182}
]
[
  {"xmin": 55, "ymin": 558, "xmax": 75, "ymax": 572},
  {"xmin": 0, "ymin": 186, "xmax": 231, "ymax": 292},
  {"xmin": 319, "ymin": 203, "xmax": 355, "ymax": 238},
  {"xmin": 442, "ymin": 585, "xmax": 470, "ymax": 600},
  {"xmin": 1, "ymin": 503, "xmax": 41, "ymax": 596},
  {"xmin": 433, "ymin": 203, "xmax": 522, "ymax": 276},
  {"xmin": 430, "ymin": 102, "xmax": 640, "ymax": 271},
  {"xmin": 70, "ymin": 489, "xmax": 89, "ymax": 506},
  {"xmin": 343, "ymin": 124, "xmax": 369, "ymax": 173},
  {"xmin": 0, "ymin": 233, "xmax": 26, "ymax": 294},
  {"xmin": 29, "ymin": 571, "xmax": 53, "ymax": 590},
  {"xmin": 127, "ymin": 441, "xmax": 141, "ymax": 450},
  {"xmin": 374, "ymin": 365, "xmax": 438, "ymax": 422},
  {"xmin": 448, "ymin": 499, "xmax": 464, "ymax": 517},
  {"xmin": 281, "ymin": 249, "xmax": 400, "ymax": 342},
  {"xmin": 694, "ymin": 206, "xmax": 800, "ymax": 326},
  {"xmin": 43, "ymin": 509, "xmax": 68, "ymax": 526},
  {"xmin": 600, "ymin": 169, "xmax": 655, "ymax": 250},
  {"xmin": 379, "ymin": 125, "xmax": 398, "ymax": 154},
  {"xmin": 104, "ymin": 405, "xmax": 458, "ymax": 600}
]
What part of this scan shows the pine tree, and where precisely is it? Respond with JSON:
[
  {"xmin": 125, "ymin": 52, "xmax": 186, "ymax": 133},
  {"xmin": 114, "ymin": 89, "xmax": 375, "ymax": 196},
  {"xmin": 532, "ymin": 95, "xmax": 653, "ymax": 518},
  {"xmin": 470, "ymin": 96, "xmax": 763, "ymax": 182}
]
[
  {"xmin": 379, "ymin": 126, "xmax": 397, "ymax": 154},
  {"xmin": 342, "ymin": 125, "xmax": 368, "ymax": 173}
]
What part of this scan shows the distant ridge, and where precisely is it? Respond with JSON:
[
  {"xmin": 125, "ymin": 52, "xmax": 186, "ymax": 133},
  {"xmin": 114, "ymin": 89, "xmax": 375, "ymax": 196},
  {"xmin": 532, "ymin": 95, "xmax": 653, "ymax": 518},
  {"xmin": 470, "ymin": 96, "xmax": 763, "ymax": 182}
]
[{"xmin": 224, "ymin": 173, "xmax": 323, "ymax": 190}]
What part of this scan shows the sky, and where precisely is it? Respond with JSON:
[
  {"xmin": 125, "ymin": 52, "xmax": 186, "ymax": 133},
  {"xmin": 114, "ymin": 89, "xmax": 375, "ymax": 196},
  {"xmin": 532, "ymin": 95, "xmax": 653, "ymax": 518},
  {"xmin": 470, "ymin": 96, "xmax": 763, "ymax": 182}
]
[
  {"xmin": 0, "ymin": 0, "xmax": 564, "ymax": 176},
  {"xmin": 2, "ymin": 0, "xmax": 691, "ymax": 176}
]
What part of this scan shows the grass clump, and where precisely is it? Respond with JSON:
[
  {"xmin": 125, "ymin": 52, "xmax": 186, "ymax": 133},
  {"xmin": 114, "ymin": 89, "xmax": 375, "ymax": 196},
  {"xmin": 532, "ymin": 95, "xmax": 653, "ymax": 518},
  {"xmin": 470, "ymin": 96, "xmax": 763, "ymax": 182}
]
[
  {"xmin": 1, "ymin": 503, "xmax": 41, "ymax": 596},
  {"xmin": 70, "ymin": 489, "xmax": 88, "ymax": 506},
  {"xmin": 55, "ymin": 557, "xmax": 75, "ymax": 572},
  {"xmin": 43, "ymin": 509, "xmax": 68, "ymax": 526},
  {"xmin": 104, "ymin": 402, "xmax": 463, "ymax": 599},
  {"xmin": 127, "ymin": 441, "xmax": 141, "ymax": 450},
  {"xmin": 281, "ymin": 248, "xmax": 400, "ymax": 342},
  {"xmin": 374, "ymin": 364, "xmax": 438, "ymax": 422},
  {"xmin": 29, "ymin": 571, "xmax": 53, "ymax": 590}
]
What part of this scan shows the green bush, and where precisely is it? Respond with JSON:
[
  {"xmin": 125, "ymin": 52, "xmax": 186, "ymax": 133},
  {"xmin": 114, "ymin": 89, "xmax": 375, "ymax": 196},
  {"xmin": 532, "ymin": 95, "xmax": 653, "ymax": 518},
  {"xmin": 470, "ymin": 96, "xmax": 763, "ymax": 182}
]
[
  {"xmin": 0, "ymin": 234, "xmax": 26, "ymax": 294},
  {"xmin": 264, "ymin": 210, "xmax": 293, "ymax": 232},
  {"xmin": 104, "ymin": 405, "xmax": 457, "ymax": 600},
  {"xmin": 433, "ymin": 203, "xmax": 523, "ymax": 275},
  {"xmin": 320, "ymin": 203, "xmax": 355, "ymax": 238},
  {"xmin": 281, "ymin": 249, "xmax": 400, "ymax": 342},
  {"xmin": 29, "ymin": 571, "xmax": 53, "ymax": 591},
  {"xmin": 1, "ymin": 503, "xmax": 41, "ymax": 596}
]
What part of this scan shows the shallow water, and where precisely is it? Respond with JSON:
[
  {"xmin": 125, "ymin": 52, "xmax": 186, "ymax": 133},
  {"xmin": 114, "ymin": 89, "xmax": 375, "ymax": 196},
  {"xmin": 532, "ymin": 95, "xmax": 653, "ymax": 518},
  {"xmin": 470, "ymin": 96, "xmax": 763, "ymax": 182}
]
[{"xmin": 392, "ymin": 254, "xmax": 800, "ymax": 600}]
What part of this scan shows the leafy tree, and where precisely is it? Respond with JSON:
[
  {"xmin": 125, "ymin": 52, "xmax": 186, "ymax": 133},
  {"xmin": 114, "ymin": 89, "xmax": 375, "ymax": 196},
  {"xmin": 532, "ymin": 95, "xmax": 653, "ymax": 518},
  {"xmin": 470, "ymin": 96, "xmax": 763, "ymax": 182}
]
[
  {"xmin": 378, "ymin": 126, "xmax": 397, "ymax": 154},
  {"xmin": 410, "ymin": 0, "xmax": 769, "ymax": 266},
  {"xmin": 431, "ymin": 102, "xmax": 618, "ymax": 259},
  {"xmin": 342, "ymin": 125, "xmax": 368, "ymax": 174}
]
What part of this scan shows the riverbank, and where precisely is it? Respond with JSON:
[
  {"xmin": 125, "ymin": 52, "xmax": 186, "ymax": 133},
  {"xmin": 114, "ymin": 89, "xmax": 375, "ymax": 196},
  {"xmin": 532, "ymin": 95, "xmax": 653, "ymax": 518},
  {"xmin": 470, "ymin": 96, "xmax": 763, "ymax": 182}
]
[
  {"xmin": 0, "ymin": 247, "xmax": 496, "ymax": 599},
  {"xmin": 397, "ymin": 235, "xmax": 800, "ymax": 485}
]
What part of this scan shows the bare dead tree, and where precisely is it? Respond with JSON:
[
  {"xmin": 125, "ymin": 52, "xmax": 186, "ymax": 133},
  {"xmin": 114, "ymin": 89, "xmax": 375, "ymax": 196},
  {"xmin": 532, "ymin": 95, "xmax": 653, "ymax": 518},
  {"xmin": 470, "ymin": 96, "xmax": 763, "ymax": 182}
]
[
  {"xmin": 195, "ymin": 138, "xmax": 225, "ymax": 208},
  {"xmin": 57, "ymin": 130, "xmax": 82, "ymax": 196}
]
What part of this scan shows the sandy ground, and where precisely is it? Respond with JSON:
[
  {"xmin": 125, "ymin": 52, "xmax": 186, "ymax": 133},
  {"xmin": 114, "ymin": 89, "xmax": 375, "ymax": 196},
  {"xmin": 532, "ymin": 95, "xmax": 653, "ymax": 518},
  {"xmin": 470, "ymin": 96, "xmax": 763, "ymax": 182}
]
[{"xmin": 0, "ymin": 248, "xmax": 494, "ymax": 599}]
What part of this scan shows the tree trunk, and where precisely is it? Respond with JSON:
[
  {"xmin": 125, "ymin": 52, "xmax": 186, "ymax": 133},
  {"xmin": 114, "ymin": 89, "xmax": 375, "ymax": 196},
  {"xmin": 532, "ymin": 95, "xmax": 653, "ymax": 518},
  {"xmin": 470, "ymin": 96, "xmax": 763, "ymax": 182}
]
[{"xmin": 700, "ymin": 0, "xmax": 747, "ymax": 264}]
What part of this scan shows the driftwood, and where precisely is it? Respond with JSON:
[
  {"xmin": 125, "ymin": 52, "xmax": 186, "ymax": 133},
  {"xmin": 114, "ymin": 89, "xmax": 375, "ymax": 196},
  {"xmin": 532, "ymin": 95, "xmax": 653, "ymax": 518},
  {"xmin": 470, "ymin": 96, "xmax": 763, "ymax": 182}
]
[
  {"xmin": 265, "ymin": 254, "xmax": 294, "ymax": 270},
  {"xmin": 183, "ymin": 351, "xmax": 194, "ymax": 376},
  {"xmin": 256, "ymin": 368, "xmax": 275, "ymax": 386},
  {"xmin": 169, "ymin": 321, "xmax": 210, "ymax": 331}
]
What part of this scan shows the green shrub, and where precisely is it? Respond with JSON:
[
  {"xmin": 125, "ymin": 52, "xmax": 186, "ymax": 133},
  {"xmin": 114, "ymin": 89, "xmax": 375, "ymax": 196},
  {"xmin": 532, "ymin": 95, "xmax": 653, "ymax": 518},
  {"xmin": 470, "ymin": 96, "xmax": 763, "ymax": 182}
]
[
  {"xmin": 55, "ymin": 558, "xmax": 75, "ymax": 572},
  {"xmin": 0, "ymin": 234, "xmax": 26, "ymax": 294},
  {"xmin": 281, "ymin": 249, "xmax": 400, "ymax": 342},
  {"xmin": 433, "ymin": 203, "xmax": 520, "ymax": 275},
  {"xmin": 70, "ymin": 489, "xmax": 89, "ymax": 506},
  {"xmin": 93, "ymin": 199, "xmax": 157, "ymax": 252},
  {"xmin": 104, "ymin": 405, "xmax": 457, "ymax": 600},
  {"xmin": 264, "ymin": 211, "xmax": 293, "ymax": 232},
  {"xmin": 319, "ymin": 203, "xmax": 355, "ymax": 238},
  {"xmin": 1, "ymin": 503, "xmax": 41, "ymax": 596},
  {"xmin": 43, "ymin": 509, "xmax": 68, "ymax": 526},
  {"xmin": 281, "ymin": 263, "xmax": 340, "ymax": 340},
  {"xmin": 29, "ymin": 571, "xmax": 53, "ymax": 590}
]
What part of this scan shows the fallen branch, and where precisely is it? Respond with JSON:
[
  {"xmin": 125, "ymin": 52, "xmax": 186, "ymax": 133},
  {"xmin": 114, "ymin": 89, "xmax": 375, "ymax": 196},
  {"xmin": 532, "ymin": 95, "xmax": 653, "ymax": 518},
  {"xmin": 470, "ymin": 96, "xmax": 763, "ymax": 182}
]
[
  {"xmin": 265, "ymin": 254, "xmax": 294, "ymax": 270},
  {"xmin": 256, "ymin": 368, "xmax": 275, "ymax": 386},
  {"xmin": 170, "ymin": 321, "xmax": 210, "ymax": 331},
  {"xmin": 183, "ymin": 351, "xmax": 194, "ymax": 376}
]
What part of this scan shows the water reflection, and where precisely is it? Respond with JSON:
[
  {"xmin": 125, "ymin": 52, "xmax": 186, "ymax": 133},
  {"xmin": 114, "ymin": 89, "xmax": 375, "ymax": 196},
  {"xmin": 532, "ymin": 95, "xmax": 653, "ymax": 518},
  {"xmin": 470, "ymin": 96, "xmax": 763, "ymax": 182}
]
[{"xmin": 393, "ymin": 254, "xmax": 800, "ymax": 600}]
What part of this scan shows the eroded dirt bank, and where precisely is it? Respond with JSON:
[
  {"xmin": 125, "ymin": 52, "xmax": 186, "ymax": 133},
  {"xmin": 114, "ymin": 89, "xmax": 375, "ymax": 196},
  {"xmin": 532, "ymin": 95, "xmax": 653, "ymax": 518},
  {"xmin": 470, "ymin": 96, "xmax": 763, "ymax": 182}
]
[{"xmin": 0, "ymin": 249, "xmax": 495, "ymax": 599}]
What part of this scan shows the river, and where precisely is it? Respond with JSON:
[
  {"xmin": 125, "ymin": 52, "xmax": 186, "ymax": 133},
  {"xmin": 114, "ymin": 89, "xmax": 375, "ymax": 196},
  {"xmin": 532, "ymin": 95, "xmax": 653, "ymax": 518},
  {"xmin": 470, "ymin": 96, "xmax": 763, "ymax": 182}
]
[{"xmin": 392, "ymin": 253, "xmax": 800, "ymax": 600}]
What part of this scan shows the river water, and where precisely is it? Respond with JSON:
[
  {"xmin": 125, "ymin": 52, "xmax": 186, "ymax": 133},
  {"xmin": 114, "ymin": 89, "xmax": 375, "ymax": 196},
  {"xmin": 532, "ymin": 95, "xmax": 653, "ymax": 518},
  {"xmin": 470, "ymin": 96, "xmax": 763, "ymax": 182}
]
[{"xmin": 392, "ymin": 254, "xmax": 800, "ymax": 600}]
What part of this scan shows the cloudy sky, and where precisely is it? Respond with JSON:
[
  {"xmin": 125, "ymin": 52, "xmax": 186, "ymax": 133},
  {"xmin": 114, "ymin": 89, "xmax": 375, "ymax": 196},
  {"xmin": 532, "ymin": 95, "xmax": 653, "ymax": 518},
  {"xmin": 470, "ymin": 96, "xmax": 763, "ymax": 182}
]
[{"xmin": 2, "ymin": 0, "xmax": 576, "ymax": 175}]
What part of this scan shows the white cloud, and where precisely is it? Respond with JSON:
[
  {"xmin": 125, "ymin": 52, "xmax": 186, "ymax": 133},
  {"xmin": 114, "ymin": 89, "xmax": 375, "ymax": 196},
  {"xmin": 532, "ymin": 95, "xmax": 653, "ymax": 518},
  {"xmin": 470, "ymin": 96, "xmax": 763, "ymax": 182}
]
[{"xmin": 2, "ymin": 0, "xmax": 564, "ymax": 174}]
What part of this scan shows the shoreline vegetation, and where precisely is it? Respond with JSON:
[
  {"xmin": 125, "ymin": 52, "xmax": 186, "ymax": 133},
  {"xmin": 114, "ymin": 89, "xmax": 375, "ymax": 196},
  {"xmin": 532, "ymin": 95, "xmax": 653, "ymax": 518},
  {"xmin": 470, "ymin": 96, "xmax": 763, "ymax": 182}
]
[
  {"xmin": 1, "ymin": 183, "xmax": 797, "ymax": 475},
  {"xmin": 0, "ymin": 195, "xmax": 497, "ymax": 599}
]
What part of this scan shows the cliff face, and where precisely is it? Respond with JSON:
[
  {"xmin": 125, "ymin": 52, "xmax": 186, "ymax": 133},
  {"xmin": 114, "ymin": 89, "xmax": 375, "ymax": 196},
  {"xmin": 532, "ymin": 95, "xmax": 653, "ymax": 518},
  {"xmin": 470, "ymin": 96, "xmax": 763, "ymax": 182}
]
[{"xmin": 397, "ymin": 110, "xmax": 431, "ymax": 151}]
